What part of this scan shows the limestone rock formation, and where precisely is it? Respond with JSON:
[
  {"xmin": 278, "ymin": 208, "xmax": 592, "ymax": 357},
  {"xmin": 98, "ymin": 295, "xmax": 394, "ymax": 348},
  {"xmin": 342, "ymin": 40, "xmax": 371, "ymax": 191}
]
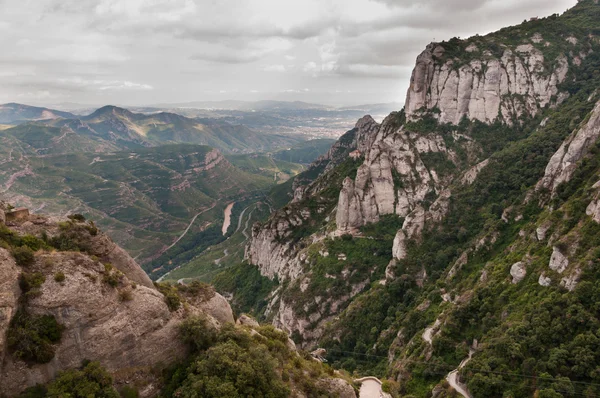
[
  {"xmin": 0, "ymin": 211, "xmax": 234, "ymax": 397},
  {"xmin": 549, "ymin": 246, "xmax": 569, "ymax": 273},
  {"xmin": 510, "ymin": 262, "xmax": 527, "ymax": 284},
  {"xmin": 405, "ymin": 42, "xmax": 570, "ymax": 125},
  {"xmin": 537, "ymin": 100, "xmax": 600, "ymax": 195},
  {"xmin": 315, "ymin": 378, "xmax": 357, "ymax": 398},
  {"xmin": 539, "ymin": 273, "xmax": 552, "ymax": 287},
  {"xmin": 586, "ymin": 181, "xmax": 600, "ymax": 223}
]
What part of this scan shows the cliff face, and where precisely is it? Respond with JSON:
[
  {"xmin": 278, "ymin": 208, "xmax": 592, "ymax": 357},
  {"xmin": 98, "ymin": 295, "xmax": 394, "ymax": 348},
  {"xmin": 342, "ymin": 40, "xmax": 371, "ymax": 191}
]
[
  {"xmin": 0, "ymin": 208, "xmax": 234, "ymax": 397},
  {"xmin": 537, "ymin": 99, "xmax": 600, "ymax": 195},
  {"xmin": 242, "ymin": 1, "xmax": 600, "ymax": 352},
  {"xmin": 405, "ymin": 41, "xmax": 571, "ymax": 125},
  {"xmin": 246, "ymin": 115, "xmax": 381, "ymax": 282}
]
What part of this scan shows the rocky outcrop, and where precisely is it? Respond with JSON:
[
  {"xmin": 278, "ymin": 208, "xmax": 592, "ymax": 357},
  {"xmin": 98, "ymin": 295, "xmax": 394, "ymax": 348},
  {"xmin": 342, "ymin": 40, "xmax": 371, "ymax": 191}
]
[
  {"xmin": 245, "ymin": 209, "xmax": 306, "ymax": 281},
  {"xmin": 0, "ymin": 249, "xmax": 19, "ymax": 370},
  {"xmin": 405, "ymin": 42, "xmax": 570, "ymax": 125},
  {"xmin": 539, "ymin": 273, "xmax": 552, "ymax": 287},
  {"xmin": 549, "ymin": 246, "xmax": 569, "ymax": 273},
  {"xmin": 392, "ymin": 230, "xmax": 408, "ymax": 260},
  {"xmin": 461, "ymin": 159, "xmax": 490, "ymax": 185},
  {"xmin": 315, "ymin": 378, "xmax": 357, "ymax": 398},
  {"xmin": 537, "ymin": 100, "xmax": 600, "ymax": 195},
  {"xmin": 586, "ymin": 181, "xmax": 600, "ymax": 222},
  {"xmin": 335, "ymin": 115, "xmax": 447, "ymax": 234},
  {"xmin": 0, "ymin": 213, "xmax": 234, "ymax": 397},
  {"xmin": 510, "ymin": 262, "xmax": 527, "ymax": 284}
]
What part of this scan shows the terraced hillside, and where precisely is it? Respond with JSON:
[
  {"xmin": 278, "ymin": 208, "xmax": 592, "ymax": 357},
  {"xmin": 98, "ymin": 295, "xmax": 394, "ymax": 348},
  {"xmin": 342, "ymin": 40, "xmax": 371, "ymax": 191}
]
[{"xmin": 0, "ymin": 144, "xmax": 278, "ymax": 267}]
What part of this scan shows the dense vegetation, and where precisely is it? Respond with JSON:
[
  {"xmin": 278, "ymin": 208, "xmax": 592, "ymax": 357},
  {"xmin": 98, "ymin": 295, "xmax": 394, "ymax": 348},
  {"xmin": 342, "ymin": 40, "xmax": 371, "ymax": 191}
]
[{"xmin": 161, "ymin": 318, "xmax": 346, "ymax": 398}]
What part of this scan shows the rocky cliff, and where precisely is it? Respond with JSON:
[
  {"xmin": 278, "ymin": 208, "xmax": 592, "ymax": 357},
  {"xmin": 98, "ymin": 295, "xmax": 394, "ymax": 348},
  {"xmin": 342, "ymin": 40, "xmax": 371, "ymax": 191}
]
[
  {"xmin": 405, "ymin": 39, "xmax": 573, "ymax": 125},
  {"xmin": 238, "ymin": 5, "xmax": 600, "ymax": 392},
  {"xmin": 0, "ymin": 206, "xmax": 234, "ymax": 397}
]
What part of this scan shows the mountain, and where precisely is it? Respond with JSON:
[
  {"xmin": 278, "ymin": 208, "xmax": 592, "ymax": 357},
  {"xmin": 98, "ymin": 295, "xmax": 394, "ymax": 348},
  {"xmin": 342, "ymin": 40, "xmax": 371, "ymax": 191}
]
[
  {"xmin": 0, "ymin": 103, "xmax": 75, "ymax": 124},
  {"xmin": 0, "ymin": 203, "xmax": 355, "ymax": 397},
  {"xmin": 152, "ymin": 99, "xmax": 330, "ymax": 111},
  {"xmin": 212, "ymin": 1, "xmax": 600, "ymax": 396},
  {"xmin": 0, "ymin": 104, "xmax": 304, "ymax": 155},
  {"xmin": 0, "ymin": 144, "xmax": 281, "ymax": 267}
]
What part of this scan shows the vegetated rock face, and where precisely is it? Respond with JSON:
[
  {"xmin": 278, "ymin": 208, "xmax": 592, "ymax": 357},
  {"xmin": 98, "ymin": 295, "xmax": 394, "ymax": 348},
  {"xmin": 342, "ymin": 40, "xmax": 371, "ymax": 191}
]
[
  {"xmin": 243, "ymin": 1, "xmax": 600, "ymax": 364},
  {"xmin": 246, "ymin": 115, "xmax": 382, "ymax": 281},
  {"xmin": 0, "ymin": 249, "xmax": 20, "ymax": 370},
  {"xmin": 537, "ymin": 100, "xmax": 600, "ymax": 195},
  {"xmin": 405, "ymin": 42, "xmax": 569, "ymax": 125},
  {"xmin": 335, "ymin": 114, "xmax": 451, "ymax": 234},
  {"xmin": 586, "ymin": 181, "xmax": 600, "ymax": 222},
  {"xmin": 0, "ymin": 211, "xmax": 235, "ymax": 397},
  {"xmin": 549, "ymin": 246, "xmax": 569, "ymax": 273},
  {"xmin": 245, "ymin": 209, "xmax": 306, "ymax": 281}
]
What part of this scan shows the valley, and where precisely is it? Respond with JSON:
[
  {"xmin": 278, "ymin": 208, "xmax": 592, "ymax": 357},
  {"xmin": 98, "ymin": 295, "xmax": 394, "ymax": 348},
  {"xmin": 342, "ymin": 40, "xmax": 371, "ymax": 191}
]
[{"xmin": 2, "ymin": 1, "xmax": 600, "ymax": 397}]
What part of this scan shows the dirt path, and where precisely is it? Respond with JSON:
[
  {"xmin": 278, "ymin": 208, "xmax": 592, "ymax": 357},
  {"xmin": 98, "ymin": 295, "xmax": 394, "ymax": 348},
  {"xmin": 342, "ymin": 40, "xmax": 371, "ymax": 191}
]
[
  {"xmin": 164, "ymin": 204, "xmax": 216, "ymax": 252},
  {"xmin": 446, "ymin": 350, "xmax": 474, "ymax": 398},
  {"xmin": 2, "ymin": 164, "xmax": 33, "ymax": 193},
  {"xmin": 222, "ymin": 202, "xmax": 234, "ymax": 236},
  {"xmin": 214, "ymin": 249, "xmax": 229, "ymax": 265},
  {"xmin": 422, "ymin": 319, "xmax": 441, "ymax": 345}
]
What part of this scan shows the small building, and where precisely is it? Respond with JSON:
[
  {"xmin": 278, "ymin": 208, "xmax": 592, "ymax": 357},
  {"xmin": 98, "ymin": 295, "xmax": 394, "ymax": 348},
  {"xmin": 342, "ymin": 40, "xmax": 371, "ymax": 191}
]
[
  {"xmin": 530, "ymin": 17, "xmax": 539, "ymax": 21},
  {"xmin": 349, "ymin": 150, "xmax": 362, "ymax": 160},
  {"xmin": 5, "ymin": 207, "xmax": 29, "ymax": 222}
]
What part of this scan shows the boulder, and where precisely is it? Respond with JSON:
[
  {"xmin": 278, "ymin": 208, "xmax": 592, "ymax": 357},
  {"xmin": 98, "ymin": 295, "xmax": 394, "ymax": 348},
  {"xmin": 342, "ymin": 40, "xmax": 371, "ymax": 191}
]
[
  {"xmin": 549, "ymin": 246, "xmax": 569, "ymax": 273},
  {"xmin": 510, "ymin": 262, "xmax": 527, "ymax": 284}
]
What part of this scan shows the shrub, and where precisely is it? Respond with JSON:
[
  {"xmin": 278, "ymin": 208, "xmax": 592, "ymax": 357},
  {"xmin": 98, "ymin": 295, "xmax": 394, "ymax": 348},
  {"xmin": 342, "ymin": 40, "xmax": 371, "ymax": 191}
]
[
  {"xmin": 45, "ymin": 361, "xmax": 119, "ymax": 397},
  {"xmin": 19, "ymin": 272, "xmax": 46, "ymax": 295},
  {"xmin": 7, "ymin": 309, "xmax": 63, "ymax": 363},
  {"xmin": 102, "ymin": 264, "xmax": 122, "ymax": 288},
  {"xmin": 67, "ymin": 214, "xmax": 86, "ymax": 222},
  {"xmin": 12, "ymin": 246, "xmax": 35, "ymax": 266},
  {"xmin": 119, "ymin": 385, "xmax": 139, "ymax": 398},
  {"xmin": 179, "ymin": 314, "xmax": 218, "ymax": 352},
  {"xmin": 119, "ymin": 289, "xmax": 133, "ymax": 302},
  {"xmin": 54, "ymin": 272, "xmax": 65, "ymax": 283},
  {"xmin": 156, "ymin": 283, "xmax": 182, "ymax": 311}
]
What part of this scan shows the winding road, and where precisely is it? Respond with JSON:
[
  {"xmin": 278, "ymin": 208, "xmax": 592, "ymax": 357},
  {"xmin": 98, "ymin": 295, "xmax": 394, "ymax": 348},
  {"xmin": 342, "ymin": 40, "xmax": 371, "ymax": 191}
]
[
  {"xmin": 446, "ymin": 350, "xmax": 474, "ymax": 398},
  {"xmin": 163, "ymin": 204, "xmax": 216, "ymax": 252}
]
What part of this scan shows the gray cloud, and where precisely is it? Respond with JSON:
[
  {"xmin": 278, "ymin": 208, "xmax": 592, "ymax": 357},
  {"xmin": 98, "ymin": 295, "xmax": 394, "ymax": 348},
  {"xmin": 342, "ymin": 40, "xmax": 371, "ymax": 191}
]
[{"xmin": 0, "ymin": 0, "xmax": 577, "ymax": 107}]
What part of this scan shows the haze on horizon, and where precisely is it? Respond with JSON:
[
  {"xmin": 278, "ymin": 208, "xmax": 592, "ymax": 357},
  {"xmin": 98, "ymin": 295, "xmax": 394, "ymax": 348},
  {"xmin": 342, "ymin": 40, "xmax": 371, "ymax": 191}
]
[{"xmin": 0, "ymin": 0, "xmax": 576, "ymax": 108}]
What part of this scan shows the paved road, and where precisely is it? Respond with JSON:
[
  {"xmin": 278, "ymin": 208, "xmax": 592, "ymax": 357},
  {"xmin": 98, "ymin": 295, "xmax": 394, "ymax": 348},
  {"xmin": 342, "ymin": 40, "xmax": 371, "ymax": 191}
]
[{"xmin": 164, "ymin": 204, "xmax": 216, "ymax": 252}]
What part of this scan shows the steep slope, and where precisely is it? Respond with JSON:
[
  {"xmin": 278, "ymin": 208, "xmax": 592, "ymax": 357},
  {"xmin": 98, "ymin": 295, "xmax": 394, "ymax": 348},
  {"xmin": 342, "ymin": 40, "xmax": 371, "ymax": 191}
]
[
  {"xmin": 0, "ymin": 203, "xmax": 356, "ymax": 397},
  {"xmin": 221, "ymin": 1, "xmax": 600, "ymax": 396},
  {"xmin": 0, "ymin": 203, "xmax": 233, "ymax": 396}
]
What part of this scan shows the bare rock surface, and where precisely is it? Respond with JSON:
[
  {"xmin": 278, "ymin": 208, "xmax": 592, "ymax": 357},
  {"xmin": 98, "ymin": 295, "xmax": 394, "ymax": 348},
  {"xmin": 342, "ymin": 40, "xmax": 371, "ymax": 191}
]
[
  {"xmin": 405, "ymin": 42, "xmax": 570, "ymax": 125},
  {"xmin": 537, "ymin": 100, "xmax": 600, "ymax": 195},
  {"xmin": 510, "ymin": 262, "xmax": 527, "ymax": 284}
]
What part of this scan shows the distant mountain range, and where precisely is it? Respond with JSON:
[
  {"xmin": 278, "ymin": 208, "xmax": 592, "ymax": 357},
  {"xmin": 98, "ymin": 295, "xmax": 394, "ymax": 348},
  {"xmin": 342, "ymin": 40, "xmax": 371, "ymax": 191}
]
[
  {"xmin": 0, "ymin": 103, "xmax": 76, "ymax": 124},
  {"xmin": 0, "ymin": 103, "xmax": 303, "ymax": 154}
]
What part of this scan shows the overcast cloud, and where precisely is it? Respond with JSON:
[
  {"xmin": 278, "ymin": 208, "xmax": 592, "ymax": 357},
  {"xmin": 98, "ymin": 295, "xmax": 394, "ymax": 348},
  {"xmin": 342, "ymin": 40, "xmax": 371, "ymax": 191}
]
[{"xmin": 0, "ymin": 0, "xmax": 576, "ymax": 107}]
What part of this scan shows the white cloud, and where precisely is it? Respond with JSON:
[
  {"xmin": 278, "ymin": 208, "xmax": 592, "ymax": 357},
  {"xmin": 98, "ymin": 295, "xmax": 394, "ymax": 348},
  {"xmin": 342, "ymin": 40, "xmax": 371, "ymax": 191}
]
[
  {"xmin": 262, "ymin": 64, "xmax": 286, "ymax": 72},
  {"xmin": 0, "ymin": 0, "xmax": 578, "ymax": 106}
]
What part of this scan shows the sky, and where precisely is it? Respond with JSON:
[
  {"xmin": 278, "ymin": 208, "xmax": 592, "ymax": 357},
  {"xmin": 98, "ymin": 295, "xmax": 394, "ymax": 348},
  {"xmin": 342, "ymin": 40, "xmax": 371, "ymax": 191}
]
[{"xmin": 0, "ymin": 0, "xmax": 577, "ymax": 107}]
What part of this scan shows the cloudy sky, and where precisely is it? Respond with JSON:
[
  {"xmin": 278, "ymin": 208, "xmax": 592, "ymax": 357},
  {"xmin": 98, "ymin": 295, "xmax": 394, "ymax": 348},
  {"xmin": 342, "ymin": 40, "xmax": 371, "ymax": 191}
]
[{"xmin": 0, "ymin": 0, "xmax": 576, "ymax": 107}]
